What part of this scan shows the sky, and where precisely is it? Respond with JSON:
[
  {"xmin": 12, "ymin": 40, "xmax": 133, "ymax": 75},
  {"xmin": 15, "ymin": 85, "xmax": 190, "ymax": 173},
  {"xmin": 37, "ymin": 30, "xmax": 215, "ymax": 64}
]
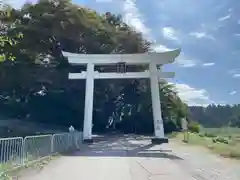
[{"xmin": 6, "ymin": 0, "xmax": 240, "ymax": 106}]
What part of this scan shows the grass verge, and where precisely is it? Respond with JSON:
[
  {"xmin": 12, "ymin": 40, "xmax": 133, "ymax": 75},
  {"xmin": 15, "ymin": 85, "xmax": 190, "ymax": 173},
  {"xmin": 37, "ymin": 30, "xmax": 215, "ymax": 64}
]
[
  {"xmin": 170, "ymin": 132, "xmax": 240, "ymax": 160},
  {"xmin": 0, "ymin": 154, "xmax": 60, "ymax": 180}
]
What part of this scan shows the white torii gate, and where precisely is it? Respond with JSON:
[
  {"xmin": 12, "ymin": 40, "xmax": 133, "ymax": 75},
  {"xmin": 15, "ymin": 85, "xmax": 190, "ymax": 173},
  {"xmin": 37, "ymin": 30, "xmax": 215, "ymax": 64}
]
[{"xmin": 63, "ymin": 48, "xmax": 181, "ymax": 144}]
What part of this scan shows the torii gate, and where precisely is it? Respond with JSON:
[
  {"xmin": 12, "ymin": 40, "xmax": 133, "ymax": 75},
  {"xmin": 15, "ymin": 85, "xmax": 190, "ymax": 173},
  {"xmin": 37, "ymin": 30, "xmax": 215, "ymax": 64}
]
[{"xmin": 63, "ymin": 49, "xmax": 181, "ymax": 144}]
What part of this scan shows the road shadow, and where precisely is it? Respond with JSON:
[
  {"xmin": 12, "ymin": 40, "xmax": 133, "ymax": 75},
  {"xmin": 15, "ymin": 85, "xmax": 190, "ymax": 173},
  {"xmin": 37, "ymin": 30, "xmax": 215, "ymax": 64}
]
[{"xmin": 63, "ymin": 135, "xmax": 183, "ymax": 160}]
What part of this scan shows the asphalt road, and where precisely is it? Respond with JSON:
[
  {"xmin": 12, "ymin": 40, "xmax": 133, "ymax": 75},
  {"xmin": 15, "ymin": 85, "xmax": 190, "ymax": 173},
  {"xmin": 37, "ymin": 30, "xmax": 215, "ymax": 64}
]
[{"xmin": 17, "ymin": 135, "xmax": 240, "ymax": 180}]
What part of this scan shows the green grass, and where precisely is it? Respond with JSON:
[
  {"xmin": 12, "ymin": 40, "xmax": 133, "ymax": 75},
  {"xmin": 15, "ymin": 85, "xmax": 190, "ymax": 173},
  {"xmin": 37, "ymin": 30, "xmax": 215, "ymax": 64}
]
[
  {"xmin": 0, "ymin": 154, "xmax": 60, "ymax": 180},
  {"xmin": 172, "ymin": 127, "xmax": 240, "ymax": 160}
]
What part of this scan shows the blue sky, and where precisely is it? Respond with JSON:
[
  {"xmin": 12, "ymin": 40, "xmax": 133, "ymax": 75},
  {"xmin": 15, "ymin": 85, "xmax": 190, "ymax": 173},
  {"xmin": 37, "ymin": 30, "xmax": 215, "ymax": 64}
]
[{"xmin": 7, "ymin": 0, "xmax": 240, "ymax": 106}]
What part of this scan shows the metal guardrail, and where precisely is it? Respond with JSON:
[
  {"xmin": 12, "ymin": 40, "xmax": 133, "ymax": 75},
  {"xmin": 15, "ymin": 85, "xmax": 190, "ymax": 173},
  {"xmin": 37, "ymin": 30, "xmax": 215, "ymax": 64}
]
[
  {"xmin": 0, "ymin": 132, "xmax": 83, "ymax": 172},
  {"xmin": 24, "ymin": 134, "xmax": 53, "ymax": 163},
  {"xmin": 0, "ymin": 137, "xmax": 23, "ymax": 169},
  {"xmin": 52, "ymin": 132, "xmax": 82, "ymax": 153}
]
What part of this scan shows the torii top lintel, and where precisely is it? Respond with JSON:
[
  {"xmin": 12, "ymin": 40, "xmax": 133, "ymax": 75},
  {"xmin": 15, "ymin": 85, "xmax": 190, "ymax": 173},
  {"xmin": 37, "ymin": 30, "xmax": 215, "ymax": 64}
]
[{"xmin": 63, "ymin": 48, "xmax": 181, "ymax": 65}]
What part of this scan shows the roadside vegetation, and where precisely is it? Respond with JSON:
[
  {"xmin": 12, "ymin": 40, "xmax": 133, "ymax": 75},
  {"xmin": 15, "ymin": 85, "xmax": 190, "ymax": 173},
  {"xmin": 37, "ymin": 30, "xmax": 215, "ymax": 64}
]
[
  {"xmin": 173, "ymin": 127, "xmax": 240, "ymax": 159},
  {"xmin": 0, "ymin": 154, "xmax": 60, "ymax": 180}
]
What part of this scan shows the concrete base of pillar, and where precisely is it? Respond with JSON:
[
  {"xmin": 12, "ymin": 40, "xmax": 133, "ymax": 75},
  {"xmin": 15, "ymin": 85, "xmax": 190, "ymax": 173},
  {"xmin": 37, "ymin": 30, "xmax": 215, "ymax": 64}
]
[
  {"xmin": 151, "ymin": 137, "xmax": 168, "ymax": 144},
  {"xmin": 83, "ymin": 139, "xmax": 94, "ymax": 143}
]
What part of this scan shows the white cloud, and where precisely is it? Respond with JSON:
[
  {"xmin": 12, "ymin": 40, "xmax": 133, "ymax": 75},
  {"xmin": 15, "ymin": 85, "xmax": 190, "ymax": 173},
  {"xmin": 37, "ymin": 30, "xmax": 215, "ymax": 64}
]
[
  {"xmin": 150, "ymin": 44, "xmax": 171, "ymax": 52},
  {"xmin": 228, "ymin": 69, "xmax": 240, "ymax": 78},
  {"xmin": 161, "ymin": 27, "xmax": 179, "ymax": 41},
  {"xmin": 177, "ymin": 58, "xmax": 196, "ymax": 67},
  {"xmin": 229, "ymin": 91, "xmax": 236, "ymax": 95},
  {"xmin": 189, "ymin": 32, "xmax": 205, "ymax": 38},
  {"xmin": 233, "ymin": 74, "xmax": 240, "ymax": 78},
  {"xmin": 218, "ymin": 14, "xmax": 231, "ymax": 21},
  {"xmin": 95, "ymin": 0, "xmax": 152, "ymax": 40},
  {"xmin": 152, "ymin": 44, "xmax": 197, "ymax": 68},
  {"xmin": 122, "ymin": 0, "xmax": 151, "ymax": 38},
  {"xmin": 173, "ymin": 83, "xmax": 214, "ymax": 106},
  {"xmin": 189, "ymin": 32, "xmax": 215, "ymax": 40},
  {"xmin": 202, "ymin": 62, "xmax": 215, "ymax": 67},
  {"xmin": 176, "ymin": 53, "xmax": 198, "ymax": 68}
]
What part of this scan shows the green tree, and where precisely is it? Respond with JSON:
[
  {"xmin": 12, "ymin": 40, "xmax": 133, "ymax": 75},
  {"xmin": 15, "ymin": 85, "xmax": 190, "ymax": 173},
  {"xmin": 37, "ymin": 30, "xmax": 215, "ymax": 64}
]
[{"xmin": 0, "ymin": 0, "xmax": 189, "ymax": 135}]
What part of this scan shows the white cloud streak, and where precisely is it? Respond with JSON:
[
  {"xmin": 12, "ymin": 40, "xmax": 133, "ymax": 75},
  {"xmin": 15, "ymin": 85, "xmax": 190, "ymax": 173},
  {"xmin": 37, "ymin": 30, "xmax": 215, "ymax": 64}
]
[
  {"xmin": 202, "ymin": 62, "xmax": 215, "ymax": 67},
  {"xmin": 229, "ymin": 91, "xmax": 236, "ymax": 95},
  {"xmin": 161, "ymin": 27, "xmax": 179, "ymax": 41},
  {"xmin": 173, "ymin": 83, "xmax": 214, "ymax": 106},
  {"xmin": 177, "ymin": 58, "xmax": 197, "ymax": 68},
  {"xmin": 150, "ymin": 44, "xmax": 170, "ymax": 52},
  {"xmin": 122, "ymin": 0, "xmax": 151, "ymax": 38},
  {"xmin": 189, "ymin": 32, "xmax": 215, "ymax": 40},
  {"xmin": 233, "ymin": 74, "xmax": 240, "ymax": 78},
  {"xmin": 218, "ymin": 14, "xmax": 231, "ymax": 21},
  {"xmin": 228, "ymin": 69, "xmax": 240, "ymax": 78}
]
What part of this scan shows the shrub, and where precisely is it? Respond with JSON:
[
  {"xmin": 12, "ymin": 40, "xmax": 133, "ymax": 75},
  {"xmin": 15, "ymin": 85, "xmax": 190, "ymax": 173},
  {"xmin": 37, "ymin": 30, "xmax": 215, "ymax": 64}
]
[
  {"xmin": 188, "ymin": 123, "xmax": 200, "ymax": 133},
  {"xmin": 212, "ymin": 136, "xmax": 230, "ymax": 144}
]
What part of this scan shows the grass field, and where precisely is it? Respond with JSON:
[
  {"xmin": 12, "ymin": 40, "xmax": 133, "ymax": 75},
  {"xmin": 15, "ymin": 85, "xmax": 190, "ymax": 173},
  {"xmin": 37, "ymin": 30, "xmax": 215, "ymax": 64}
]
[{"xmin": 174, "ymin": 127, "xmax": 240, "ymax": 159}]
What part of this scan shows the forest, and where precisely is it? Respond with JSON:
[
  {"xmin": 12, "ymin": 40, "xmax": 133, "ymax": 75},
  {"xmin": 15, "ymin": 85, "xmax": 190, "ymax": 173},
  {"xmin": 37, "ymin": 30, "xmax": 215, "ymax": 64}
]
[{"xmin": 189, "ymin": 104, "xmax": 240, "ymax": 128}]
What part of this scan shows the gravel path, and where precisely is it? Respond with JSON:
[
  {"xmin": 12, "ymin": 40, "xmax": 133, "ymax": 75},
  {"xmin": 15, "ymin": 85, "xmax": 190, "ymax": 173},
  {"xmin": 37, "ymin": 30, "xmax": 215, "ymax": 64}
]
[{"xmin": 16, "ymin": 135, "xmax": 240, "ymax": 180}]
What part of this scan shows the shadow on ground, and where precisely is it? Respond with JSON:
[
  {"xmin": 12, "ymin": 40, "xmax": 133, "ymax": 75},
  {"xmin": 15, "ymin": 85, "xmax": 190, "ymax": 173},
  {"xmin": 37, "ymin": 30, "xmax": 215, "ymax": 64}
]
[{"xmin": 63, "ymin": 135, "xmax": 183, "ymax": 160}]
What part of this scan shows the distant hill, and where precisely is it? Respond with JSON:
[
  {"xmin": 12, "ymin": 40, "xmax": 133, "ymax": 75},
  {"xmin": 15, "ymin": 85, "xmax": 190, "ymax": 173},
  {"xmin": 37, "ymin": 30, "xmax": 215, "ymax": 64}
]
[{"xmin": 188, "ymin": 104, "xmax": 240, "ymax": 128}]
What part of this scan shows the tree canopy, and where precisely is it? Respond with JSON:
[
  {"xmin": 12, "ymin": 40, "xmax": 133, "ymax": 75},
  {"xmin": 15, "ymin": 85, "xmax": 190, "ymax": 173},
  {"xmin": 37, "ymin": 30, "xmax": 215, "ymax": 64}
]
[
  {"xmin": 0, "ymin": 0, "xmax": 189, "ymax": 135},
  {"xmin": 189, "ymin": 105, "xmax": 240, "ymax": 128}
]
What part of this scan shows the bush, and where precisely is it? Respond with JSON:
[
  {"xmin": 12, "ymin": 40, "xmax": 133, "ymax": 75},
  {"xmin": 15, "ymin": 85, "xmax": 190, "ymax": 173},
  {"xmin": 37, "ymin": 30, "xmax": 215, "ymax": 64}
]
[
  {"xmin": 188, "ymin": 123, "xmax": 200, "ymax": 133},
  {"xmin": 212, "ymin": 136, "xmax": 230, "ymax": 144}
]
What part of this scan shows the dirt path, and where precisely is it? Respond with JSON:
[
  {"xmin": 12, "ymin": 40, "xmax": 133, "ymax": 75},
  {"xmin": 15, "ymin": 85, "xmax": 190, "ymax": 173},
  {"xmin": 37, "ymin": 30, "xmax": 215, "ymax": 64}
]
[{"xmin": 15, "ymin": 135, "xmax": 240, "ymax": 180}]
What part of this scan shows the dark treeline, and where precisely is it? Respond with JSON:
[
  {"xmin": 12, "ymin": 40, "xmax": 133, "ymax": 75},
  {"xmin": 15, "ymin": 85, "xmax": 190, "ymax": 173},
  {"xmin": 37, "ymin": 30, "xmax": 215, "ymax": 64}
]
[
  {"xmin": 0, "ymin": 0, "xmax": 189, "ymax": 135},
  {"xmin": 189, "ymin": 104, "xmax": 240, "ymax": 128}
]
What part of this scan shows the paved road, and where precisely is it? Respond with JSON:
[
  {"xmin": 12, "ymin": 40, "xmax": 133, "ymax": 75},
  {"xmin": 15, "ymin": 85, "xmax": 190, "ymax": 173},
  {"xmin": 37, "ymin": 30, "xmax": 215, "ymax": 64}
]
[{"xmin": 17, "ymin": 135, "xmax": 240, "ymax": 180}]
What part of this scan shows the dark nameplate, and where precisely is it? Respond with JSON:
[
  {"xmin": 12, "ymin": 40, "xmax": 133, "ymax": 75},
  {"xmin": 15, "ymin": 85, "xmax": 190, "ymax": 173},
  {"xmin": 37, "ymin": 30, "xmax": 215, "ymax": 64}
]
[{"xmin": 116, "ymin": 62, "xmax": 127, "ymax": 73}]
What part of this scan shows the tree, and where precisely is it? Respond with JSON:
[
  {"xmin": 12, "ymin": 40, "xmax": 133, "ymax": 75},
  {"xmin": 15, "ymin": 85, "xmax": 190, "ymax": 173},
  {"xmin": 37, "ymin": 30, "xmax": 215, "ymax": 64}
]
[
  {"xmin": 0, "ymin": 0, "xmax": 188, "ymax": 135},
  {"xmin": 189, "ymin": 104, "xmax": 240, "ymax": 128}
]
